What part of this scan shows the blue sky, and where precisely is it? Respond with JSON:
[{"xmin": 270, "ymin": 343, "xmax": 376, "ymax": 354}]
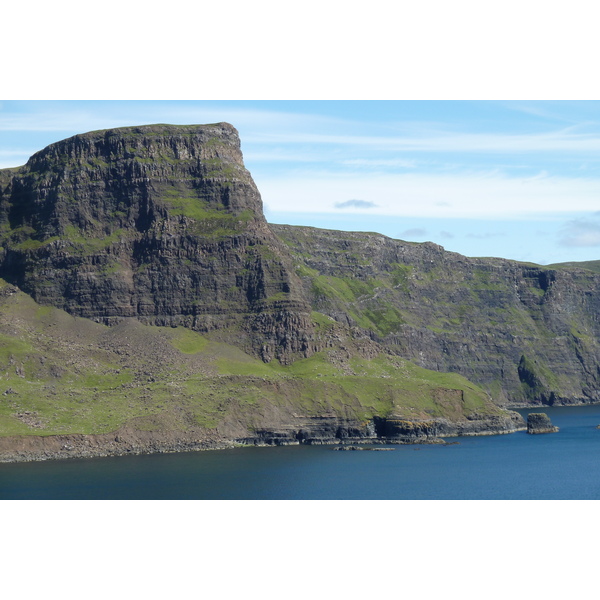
[{"xmin": 1, "ymin": 100, "xmax": 600, "ymax": 265}]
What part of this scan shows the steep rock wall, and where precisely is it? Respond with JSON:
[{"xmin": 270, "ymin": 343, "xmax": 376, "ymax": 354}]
[
  {"xmin": 272, "ymin": 224, "xmax": 600, "ymax": 406},
  {"xmin": 0, "ymin": 124, "xmax": 314, "ymax": 363}
]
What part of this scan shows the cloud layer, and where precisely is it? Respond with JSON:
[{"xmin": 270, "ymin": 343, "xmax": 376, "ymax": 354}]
[
  {"xmin": 559, "ymin": 213, "xmax": 600, "ymax": 247},
  {"xmin": 335, "ymin": 199, "xmax": 378, "ymax": 209},
  {"xmin": 258, "ymin": 171, "xmax": 600, "ymax": 219}
]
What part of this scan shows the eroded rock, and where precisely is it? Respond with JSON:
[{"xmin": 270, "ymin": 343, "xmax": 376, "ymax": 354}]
[{"xmin": 527, "ymin": 412, "xmax": 559, "ymax": 434}]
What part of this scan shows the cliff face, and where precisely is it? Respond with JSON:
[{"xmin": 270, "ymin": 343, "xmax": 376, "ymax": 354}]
[
  {"xmin": 271, "ymin": 225, "xmax": 600, "ymax": 407},
  {"xmin": 1, "ymin": 122, "xmax": 599, "ymax": 420},
  {"xmin": 0, "ymin": 124, "xmax": 313, "ymax": 363}
]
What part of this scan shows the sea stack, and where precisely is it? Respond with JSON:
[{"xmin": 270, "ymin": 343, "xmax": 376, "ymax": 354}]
[{"xmin": 527, "ymin": 413, "xmax": 559, "ymax": 434}]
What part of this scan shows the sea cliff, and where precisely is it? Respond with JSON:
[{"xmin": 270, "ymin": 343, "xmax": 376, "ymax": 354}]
[{"xmin": 0, "ymin": 123, "xmax": 596, "ymax": 462}]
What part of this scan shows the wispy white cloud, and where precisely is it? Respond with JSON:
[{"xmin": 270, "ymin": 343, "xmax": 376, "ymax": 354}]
[
  {"xmin": 0, "ymin": 103, "xmax": 347, "ymax": 136},
  {"xmin": 335, "ymin": 199, "xmax": 378, "ymax": 209},
  {"xmin": 401, "ymin": 228, "xmax": 428, "ymax": 237},
  {"xmin": 258, "ymin": 170, "xmax": 600, "ymax": 219},
  {"xmin": 502, "ymin": 101, "xmax": 600, "ymax": 128},
  {"xmin": 245, "ymin": 151, "xmax": 322, "ymax": 163},
  {"xmin": 522, "ymin": 170, "xmax": 549, "ymax": 181},
  {"xmin": 0, "ymin": 150, "xmax": 34, "ymax": 157},
  {"xmin": 0, "ymin": 110, "xmax": 135, "ymax": 132},
  {"xmin": 501, "ymin": 102, "xmax": 586, "ymax": 123},
  {"xmin": 339, "ymin": 158, "xmax": 417, "ymax": 168},
  {"xmin": 559, "ymin": 213, "xmax": 600, "ymax": 247},
  {"xmin": 256, "ymin": 128, "xmax": 600, "ymax": 154},
  {"xmin": 0, "ymin": 150, "xmax": 37, "ymax": 169}
]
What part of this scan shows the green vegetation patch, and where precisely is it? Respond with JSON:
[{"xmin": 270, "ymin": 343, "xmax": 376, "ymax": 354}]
[
  {"xmin": 390, "ymin": 263, "xmax": 413, "ymax": 289},
  {"xmin": 202, "ymin": 158, "xmax": 241, "ymax": 182},
  {"xmin": 361, "ymin": 304, "xmax": 406, "ymax": 336},
  {"xmin": 61, "ymin": 225, "xmax": 127, "ymax": 252},
  {"xmin": 159, "ymin": 186, "xmax": 253, "ymax": 235},
  {"xmin": 311, "ymin": 274, "xmax": 381, "ymax": 303},
  {"xmin": 547, "ymin": 260, "xmax": 600, "ymax": 273},
  {"xmin": 170, "ymin": 328, "xmax": 210, "ymax": 354}
]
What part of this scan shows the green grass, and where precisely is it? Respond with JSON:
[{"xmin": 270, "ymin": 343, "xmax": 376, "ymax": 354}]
[
  {"xmin": 361, "ymin": 304, "xmax": 406, "ymax": 335},
  {"xmin": 202, "ymin": 159, "xmax": 240, "ymax": 181},
  {"xmin": 308, "ymin": 273, "xmax": 409, "ymax": 335},
  {"xmin": 0, "ymin": 277, "xmax": 505, "ymax": 440},
  {"xmin": 159, "ymin": 187, "xmax": 254, "ymax": 234},
  {"xmin": 547, "ymin": 260, "xmax": 600, "ymax": 273},
  {"xmin": 311, "ymin": 311, "xmax": 336, "ymax": 330},
  {"xmin": 170, "ymin": 328, "xmax": 209, "ymax": 354},
  {"xmin": 0, "ymin": 332, "xmax": 34, "ymax": 361},
  {"xmin": 390, "ymin": 264, "xmax": 413, "ymax": 289},
  {"xmin": 61, "ymin": 225, "xmax": 127, "ymax": 252},
  {"xmin": 207, "ymin": 343, "xmax": 497, "ymax": 421},
  {"xmin": 311, "ymin": 274, "xmax": 382, "ymax": 304}
]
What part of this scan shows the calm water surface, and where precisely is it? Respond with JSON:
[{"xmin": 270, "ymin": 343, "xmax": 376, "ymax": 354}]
[{"xmin": 2, "ymin": 405, "xmax": 600, "ymax": 499}]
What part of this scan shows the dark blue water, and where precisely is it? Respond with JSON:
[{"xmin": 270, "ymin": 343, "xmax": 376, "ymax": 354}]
[{"xmin": 2, "ymin": 405, "xmax": 600, "ymax": 499}]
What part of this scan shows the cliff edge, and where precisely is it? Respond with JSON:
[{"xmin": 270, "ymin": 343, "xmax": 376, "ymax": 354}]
[{"xmin": 0, "ymin": 123, "xmax": 313, "ymax": 364}]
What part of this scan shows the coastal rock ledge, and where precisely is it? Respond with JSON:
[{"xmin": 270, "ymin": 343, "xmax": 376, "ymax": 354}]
[
  {"xmin": 0, "ymin": 413, "xmax": 527, "ymax": 463},
  {"xmin": 527, "ymin": 413, "xmax": 559, "ymax": 434}
]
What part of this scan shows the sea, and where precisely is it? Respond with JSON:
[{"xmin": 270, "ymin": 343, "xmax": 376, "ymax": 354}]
[{"xmin": 2, "ymin": 405, "xmax": 600, "ymax": 500}]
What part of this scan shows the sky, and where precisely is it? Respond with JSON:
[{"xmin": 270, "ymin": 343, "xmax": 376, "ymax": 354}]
[{"xmin": 1, "ymin": 100, "xmax": 600, "ymax": 265}]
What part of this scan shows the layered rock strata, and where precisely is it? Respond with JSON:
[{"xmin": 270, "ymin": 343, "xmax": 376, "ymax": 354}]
[
  {"xmin": 3, "ymin": 124, "xmax": 600, "ymax": 395},
  {"xmin": 0, "ymin": 124, "xmax": 314, "ymax": 363},
  {"xmin": 0, "ymin": 412, "xmax": 527, "ymax": 462},
  {"xmin": 236, "ymin": 411, "xmax": 526, "ymax": 446},
  {"xmin": 273, "ymin": 224, "xmax": 600, "ymax": 406}
]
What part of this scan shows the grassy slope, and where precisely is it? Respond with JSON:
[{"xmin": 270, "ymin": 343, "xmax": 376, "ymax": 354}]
[
  {"xmin": 547, "ymin": 260, "xmax": 600, "ymax": 273},
  {"xmin": 0, "ymin": 279, "xmax": 503, "ymax": 439}
]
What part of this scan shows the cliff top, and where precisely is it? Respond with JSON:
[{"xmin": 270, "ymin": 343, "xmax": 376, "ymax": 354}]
[
  {"xmin": 24, "ymin": 121, "xmax": 237, "ymax": 161},
  {"xmin": 70, "ymin": 121, "xmax": 238, "ymax": 141}
]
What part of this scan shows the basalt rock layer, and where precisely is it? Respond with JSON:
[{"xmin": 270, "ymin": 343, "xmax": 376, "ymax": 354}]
[
  {"xmin": 272, "ymin": 225, "xmax": 600, "ymax": 407},
  {"xmin": 0, "ymin": 411, "xmax": 526, "ymax": 463},
  {"xmin": 526, "ymin": 412, "xmax": 559, "ymax": 434},
  {"xmin": 0, "ymin": 123, "xmax": 313, "ymax": 364}
]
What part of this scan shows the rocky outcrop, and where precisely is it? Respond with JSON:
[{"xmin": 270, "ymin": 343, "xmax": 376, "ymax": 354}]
[
  {"xmin": 0, "ymin": 124, "xmax": 314, "ymax": 363},
  {"xmin": 237, "ymin": 411, "xmax": 526, "ymax": 448},
  {"xmin": 527, "ymin": 413, "xmax": 559, "ymax": 434},
  {"xmin": 0, "ymin": 425, "xmax": 234, "ymax": 463},
  {"xmin": 236, "ymin": 415, "xmax": 378, "ymax": 446},
  {"xmin": 374, "ymin": 411, "xmax": 526, "ymax": 440},
  {"xmin": 0, "ymin": 411, "xmax": 528, "ymax": 462}
]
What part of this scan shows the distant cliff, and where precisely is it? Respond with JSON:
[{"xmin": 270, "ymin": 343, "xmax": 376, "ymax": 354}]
[{"xmin": 272, "ymin": 224, "xmax": 600, "ymax": 406}]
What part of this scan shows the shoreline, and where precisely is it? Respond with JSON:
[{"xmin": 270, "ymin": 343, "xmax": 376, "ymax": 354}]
[
  {"xmin": 4, "ymin": 403, "xmax": 597, "ymax": 464},
  {"xmin": 0, "ymin": 412, "xmax": 527, "ymax": 464}
]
